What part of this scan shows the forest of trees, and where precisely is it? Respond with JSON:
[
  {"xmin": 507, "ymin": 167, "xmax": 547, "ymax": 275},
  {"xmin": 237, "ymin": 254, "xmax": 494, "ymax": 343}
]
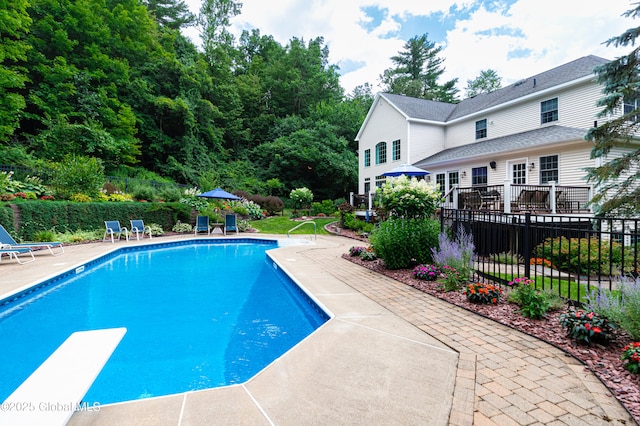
[{"xmin": 0, "ymin": 0, "xmax": 468, "ymax": 201}]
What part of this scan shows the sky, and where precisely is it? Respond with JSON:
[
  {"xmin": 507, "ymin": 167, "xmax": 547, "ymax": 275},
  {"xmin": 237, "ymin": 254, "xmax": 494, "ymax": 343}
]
[{"xmin": 182, "ymin": 0, "xmax": 638, "ymax": 98}]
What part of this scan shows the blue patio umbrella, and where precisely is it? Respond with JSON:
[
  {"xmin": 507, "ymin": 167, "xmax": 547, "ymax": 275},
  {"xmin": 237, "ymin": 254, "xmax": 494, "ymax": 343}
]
[
  {"xmin": 381, "ymin": 163, "xmax": 430, "ymax": 177},
  {"xmin": 197, "ymin": 187, "xmax": 241, "ymax": 200}
]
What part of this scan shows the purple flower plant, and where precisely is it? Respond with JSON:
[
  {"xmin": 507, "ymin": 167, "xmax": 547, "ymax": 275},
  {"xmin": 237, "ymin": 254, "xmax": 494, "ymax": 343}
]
[{"xmin": 413, "ymin": 264, "xmax": 441, "ymax": 281}]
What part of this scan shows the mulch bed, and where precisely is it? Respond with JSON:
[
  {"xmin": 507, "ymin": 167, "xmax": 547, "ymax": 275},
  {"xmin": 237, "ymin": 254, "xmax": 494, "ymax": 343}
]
[{"xmin": 327, "ymin": 224, "xmax": 640, "ymax": 423}]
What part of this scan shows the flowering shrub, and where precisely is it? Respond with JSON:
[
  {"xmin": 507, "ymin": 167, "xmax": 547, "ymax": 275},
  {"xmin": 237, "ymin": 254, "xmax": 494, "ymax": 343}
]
[
  {"xmin": 466, "ymin": 283, "xmax": 502, "ymax": 304},
  {"xmin": 584, "ymin": 277, "xmax": 640, "ymax": 340},
  {"xmin": 359, "ymin": 248, "xmax": 377, "ymax": 261},
  {"xmin": 530, "ymin": 257, "xmax": 552, "ymax": 268},
  {"xmin": 507, "ymin": 277, "xmax": 534, "ymax": 287},
  {"xmin": 621, "ymin": 342, "xmax": 640, "ymax": 374},
  {"xmin": 432, "ymin": 230, "xmax": 475, "ymax": 282},
  {"xmin": 440, "ymin": 265, "xmax": 466, "ymax": 292},
  {"xmin": 413, "ymin": 264, "xmax": 440, "ymax": 281},
  {"xmin": 40, "ymin": 195, "xmax": 55, "ymax": 201},
  {"xmin": 377, "ymin": 175, "xmax": 442, "ymax": 219},
  {"xmin": 13, "ymin": 192, "xmax": 27, "ymax": 199},
  {"xmin": 290, "ymin": 187, "xmax": 313, "ymax": 211},
  {"xmin": 559, "ymin": 308, "xmax": 613, "ymax": 344},
  {"xmin": 349, "ymin": 246, "xmax": 366, "ymax": 257},
  {"xmin": 108, "ymin": 193, "xmax": 133, "ymax": 202}
]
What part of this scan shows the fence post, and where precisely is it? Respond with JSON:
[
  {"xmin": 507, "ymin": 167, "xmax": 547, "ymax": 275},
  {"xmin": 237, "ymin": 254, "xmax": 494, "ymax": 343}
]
[
  {"xmin": 523, "ymin": 212, "xmax": 531, "ymax": 278},
  {"xmin": 504, "ymin": 180, "xmax": 511, "ymax": 213},
  {"xmin": 550, "ymin": 181, "xmax": 557, "ymax": 214}
]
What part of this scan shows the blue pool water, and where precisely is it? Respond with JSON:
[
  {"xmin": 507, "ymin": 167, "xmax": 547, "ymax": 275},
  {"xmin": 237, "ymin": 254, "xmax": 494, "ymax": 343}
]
[{"xmin": 0, "ymin": 240, "xmax": 328, "ymax": 405}]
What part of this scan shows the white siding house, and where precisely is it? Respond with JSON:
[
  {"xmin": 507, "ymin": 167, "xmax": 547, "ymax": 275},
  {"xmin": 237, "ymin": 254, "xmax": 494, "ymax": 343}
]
[{"xmin": 355, "ymin": 55, "xmax": 620, "ymax": 212}]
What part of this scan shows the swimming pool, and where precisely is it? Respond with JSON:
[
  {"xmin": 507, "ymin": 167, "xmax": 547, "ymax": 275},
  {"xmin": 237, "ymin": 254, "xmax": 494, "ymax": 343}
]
[{"xmin": 0, "ymin": 239, "xmax": 329, "ymax": 405}]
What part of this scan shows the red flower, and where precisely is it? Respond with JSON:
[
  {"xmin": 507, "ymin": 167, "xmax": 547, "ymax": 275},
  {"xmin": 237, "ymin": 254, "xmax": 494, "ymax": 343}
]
[
  {"xmin": 585, "ymin": 323, "xmax": 591, "ymax": 331},
  {"xmin": 592, "ymin": 327, "xmax": 601, "ymax": 334}
]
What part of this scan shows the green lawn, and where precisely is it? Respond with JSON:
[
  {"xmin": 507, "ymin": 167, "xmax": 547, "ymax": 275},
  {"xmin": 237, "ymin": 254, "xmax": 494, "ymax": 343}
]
[
  {"xmin": 491, "ymin": 271, "xmax": 607, "ymax": 303},
  {"xmin": 250, "ymin": 216, "xmax": 337, "ymax": 235}
]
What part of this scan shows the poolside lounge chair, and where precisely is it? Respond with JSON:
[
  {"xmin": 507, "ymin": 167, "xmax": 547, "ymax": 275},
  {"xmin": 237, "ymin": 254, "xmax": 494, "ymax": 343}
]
[
  {"xmin": 103, "ymin": 221, "xmax": 129, "ymax": 243},
  {"xmin": 130, "ymin": 219, "xmax": 152, "ymax": 240},
  {"xmin": 194, "ymin": 215, "xmax": 210, "ymax": 236},
  {"xmin": 0, "ymin": 247, "xmax": 35, "ymax": 264},
  {"xmin": 224, "ymin": 214, "xmax": 238, "ymax": 235},
  {"xmin": 0, "ymin": 224, "xmax": 64, "ymax": 256}
]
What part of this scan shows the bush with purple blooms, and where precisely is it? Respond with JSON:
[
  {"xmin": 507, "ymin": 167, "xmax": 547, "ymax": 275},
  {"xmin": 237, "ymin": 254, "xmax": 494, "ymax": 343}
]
[
  {"xmin": 413, "ymin": 264, "xmax": 441, "ymax": 281},
  {"xmin": 349, "ymin": 246, "xmax": 366, "ymax": 257}
]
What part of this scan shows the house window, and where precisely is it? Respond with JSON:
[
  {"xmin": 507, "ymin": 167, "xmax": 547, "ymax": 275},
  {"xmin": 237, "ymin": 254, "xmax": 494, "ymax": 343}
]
[
  {"xmin": 472, "ymin": 167, "xmax": 488, "ymax": 186},
  {"xmin": 364, "ymin": 149, "xmax": 371, "ymax": 167},
  {"xmin": 623, "ymin": 96, "xmax": 639, "ymax": 122},
  {"xmin": 375, "ymin": 175, "xmax": 386, "ymax": 188},
  {"xmin": 475, "ymin": 119, "xmax": 487, "ymax": 139},
  {"xmin": 392, "ymin": 139, "xmax": 401, "ymax": 161},
  {"xmin": 541, "ymin": 98, "xmax": 558, "ymax": 124},
  {"xmin": 436, "ymin": 173, "xmax": 446, "ymax": 196},
  {"xmin": 539, "ymin": 155, "xmax": 559, "ymax": 183},
  {"xmin": 364, "ymin": 178, "xmax": 371, "ymax": 194},
  {"xmin": 375, "ymin": 142, "xmax": 387, "ymax": 164},
  {"xmin": 512, "ymin": 163, "xmax": 526, "ymax": 184}
]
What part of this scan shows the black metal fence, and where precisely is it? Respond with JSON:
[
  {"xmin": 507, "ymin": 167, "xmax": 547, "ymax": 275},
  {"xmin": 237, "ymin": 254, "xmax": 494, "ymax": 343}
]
[{"xmin": 441, "ymin": 209, "xmax": 640, "ymax": 303}]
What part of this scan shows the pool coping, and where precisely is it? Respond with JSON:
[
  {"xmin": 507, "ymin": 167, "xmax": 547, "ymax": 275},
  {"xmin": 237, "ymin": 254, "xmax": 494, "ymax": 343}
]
[{"xmin": 1, "ymin": 235, "xmax": 461, "ymax": 425}]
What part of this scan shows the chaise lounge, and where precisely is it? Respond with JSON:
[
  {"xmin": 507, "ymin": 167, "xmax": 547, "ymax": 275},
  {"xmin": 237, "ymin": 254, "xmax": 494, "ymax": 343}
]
[
  {"xmin": 0, "ymin": 224, "xmax": 64, "ymax": 256},
  {"xmin": 0, "ymin": 247, "xmax": 35, "ymax": 264}
]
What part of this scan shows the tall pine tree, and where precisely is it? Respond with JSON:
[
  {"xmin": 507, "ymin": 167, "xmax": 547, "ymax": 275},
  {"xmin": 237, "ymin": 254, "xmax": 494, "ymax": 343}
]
[
  {"xmin": 585, "ymin": 3, "xmax": 640, "ymax": 215},
  {"xmin": 380, "ymin": 34, "xmax": 458, "ymax": 103}
]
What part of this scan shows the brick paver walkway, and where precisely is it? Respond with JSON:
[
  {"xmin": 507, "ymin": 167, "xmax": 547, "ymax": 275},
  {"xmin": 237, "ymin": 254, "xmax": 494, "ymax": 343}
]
[{"xmin": 308, "ymin": 239, "xmax": 636, "ymax": 426}]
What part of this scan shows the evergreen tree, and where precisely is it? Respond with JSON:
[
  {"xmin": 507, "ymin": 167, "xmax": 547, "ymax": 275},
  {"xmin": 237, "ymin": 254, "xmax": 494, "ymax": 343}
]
[
  {"xmin": 585, "ymin": 3, "xmax": 640, "ymax": 215},
  {"xmin": 142, "ymin": 0, "xmax": 195, "ymax": 30},
  {"xmin": 464, "ymin": 69, "xmax": 502, "ymax": 98},
  {"xmin": 380, "ymin": 34, "xmax": 458, "ymax": 103}
]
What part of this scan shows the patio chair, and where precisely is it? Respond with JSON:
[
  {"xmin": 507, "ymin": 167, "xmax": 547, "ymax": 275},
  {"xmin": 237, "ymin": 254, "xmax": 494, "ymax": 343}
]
[
  {"xmin": 130, "ymin": 219, "xmax": 152, "ymax": 240},
  {"xmin": 0, "ymin": 247, "xmax": 35, "ymax": 264},
  {"xmin": 103, "ymin": 221, "xmax": 129, "ymax": 243},
  {"xmin": 0, "ymin": 224, "xmax": 64, "ymax": 256},
  {"xmin": 194, "ymin": 215, "xmax": 210, "ymax": 236},
  {"xmin": 461, "ymin": 191, "xmax": 482, "ymax": 210},
  {"xmin": 224, "ymin": 214, "xmax": 238, "ymax": 235}
]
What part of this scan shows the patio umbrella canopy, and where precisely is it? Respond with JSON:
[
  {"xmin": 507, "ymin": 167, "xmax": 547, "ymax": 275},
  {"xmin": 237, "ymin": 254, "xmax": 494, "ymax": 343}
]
[
  {"xmin": 381, "ymin": 164, "xmax": 430, "ymax": 177},
  {"xmin": 196, "ymin": 188, "xmax": 241, "ymax": 200}
]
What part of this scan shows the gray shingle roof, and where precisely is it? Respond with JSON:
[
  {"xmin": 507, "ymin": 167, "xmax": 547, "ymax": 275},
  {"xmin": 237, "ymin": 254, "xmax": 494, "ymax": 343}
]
[
  {"xmin": 414, "ymin": 126, "xmax": 588, "ymax": 167},
  {"xmin": 380, "ymin": 93, "xmax": 456, "ymax": 121},
  {"xmin": 382, "ymin": 55, "xmax": 609, "ymax": 122}
]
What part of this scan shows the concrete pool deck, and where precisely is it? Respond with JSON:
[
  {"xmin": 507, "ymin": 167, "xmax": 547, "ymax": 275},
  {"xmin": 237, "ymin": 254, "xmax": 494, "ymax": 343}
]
[{"xmin": 0, "ymin": 234, "xmax": 635, "ymax": 425}]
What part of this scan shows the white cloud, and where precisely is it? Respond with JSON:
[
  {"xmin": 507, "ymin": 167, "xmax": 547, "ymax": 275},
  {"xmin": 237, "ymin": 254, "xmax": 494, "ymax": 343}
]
[
  {"xmin": 183, "ymin": 0, "xmax": 637, "ymax": 96},
  {"xmin": 442, "ymin": 0, "xmax": 634, "ymax": 94}
]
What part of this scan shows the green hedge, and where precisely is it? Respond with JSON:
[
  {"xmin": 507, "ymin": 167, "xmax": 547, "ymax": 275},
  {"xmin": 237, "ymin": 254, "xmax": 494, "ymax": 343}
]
[
  {"xmin": 0, "ymin": 205, "xmax": 14, "ymax": 232},
  {"xmin": 7, "ymin": 201, "xmax": 190, "ymax": 240}
]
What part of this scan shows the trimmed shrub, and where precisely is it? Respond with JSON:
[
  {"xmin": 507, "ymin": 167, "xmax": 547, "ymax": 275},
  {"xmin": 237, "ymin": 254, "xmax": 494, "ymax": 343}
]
[
  {"xmin": 369, "ymin": 217, "xmax": 440, "ymax": 269},
  {"xmin": 262, "ymin": 196, "xmax": 284, "ymax": 215}
]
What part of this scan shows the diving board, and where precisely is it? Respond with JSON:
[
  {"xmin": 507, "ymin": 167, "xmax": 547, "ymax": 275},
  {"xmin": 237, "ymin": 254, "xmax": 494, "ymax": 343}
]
[{"xmin": 0, "ymin": 327, "xmax": 126, "ymax": 426}]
